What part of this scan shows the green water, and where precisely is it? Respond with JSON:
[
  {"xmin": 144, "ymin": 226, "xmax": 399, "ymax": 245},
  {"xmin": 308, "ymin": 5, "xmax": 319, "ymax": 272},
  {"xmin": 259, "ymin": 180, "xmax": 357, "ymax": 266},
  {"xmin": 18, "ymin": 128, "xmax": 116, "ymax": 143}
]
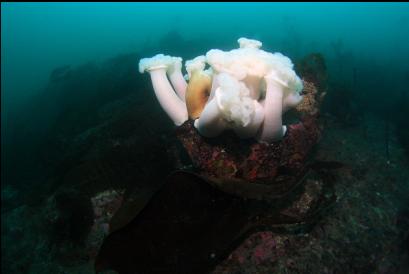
[{"xmin": 1, "ymin": 3, "xmax": 409, "ymax": 273}]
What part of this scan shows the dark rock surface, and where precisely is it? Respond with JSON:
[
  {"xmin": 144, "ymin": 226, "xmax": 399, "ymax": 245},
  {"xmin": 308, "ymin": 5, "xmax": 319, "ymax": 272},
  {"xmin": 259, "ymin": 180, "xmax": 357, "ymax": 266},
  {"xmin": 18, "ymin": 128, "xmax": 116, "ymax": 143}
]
[{"xmin": 2, "ymin": 48, "xmax": 408, "ymax": 274}]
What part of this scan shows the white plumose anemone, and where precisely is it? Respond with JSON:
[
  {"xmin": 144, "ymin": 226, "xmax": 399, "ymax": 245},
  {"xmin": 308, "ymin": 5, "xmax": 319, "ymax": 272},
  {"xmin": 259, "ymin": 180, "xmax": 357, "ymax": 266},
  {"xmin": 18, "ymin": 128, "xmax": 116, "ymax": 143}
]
[
  {"xmin": 194, "ymin": 73, "xmax": 264, "ymax": 138},
  {"xmin": 139, "ymin": 54, "xmax": 188, "ymax": 126},
  {"xmin": 139, "ymin": 38, "xmax": 304, "ymax": 143},
  {"xmin": 167, "ymin": 57, "xmax": 187, "ymax": 101}
]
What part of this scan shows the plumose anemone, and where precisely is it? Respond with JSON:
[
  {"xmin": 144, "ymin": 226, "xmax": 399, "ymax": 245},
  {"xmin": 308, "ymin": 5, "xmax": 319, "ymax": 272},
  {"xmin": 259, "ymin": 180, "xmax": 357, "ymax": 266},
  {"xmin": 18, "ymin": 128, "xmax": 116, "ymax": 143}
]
[{"xmin": 139, "ymin": 38, "xmax": 303, "ymax": 143}]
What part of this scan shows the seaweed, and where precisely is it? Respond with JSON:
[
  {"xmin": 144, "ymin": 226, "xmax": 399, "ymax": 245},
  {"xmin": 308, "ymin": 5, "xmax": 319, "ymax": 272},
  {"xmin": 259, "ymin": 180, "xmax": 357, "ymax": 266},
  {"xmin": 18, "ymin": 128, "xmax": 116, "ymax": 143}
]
[{"xmin": 95, "ymin": 169, "xmax": 336, "ymax": 274}]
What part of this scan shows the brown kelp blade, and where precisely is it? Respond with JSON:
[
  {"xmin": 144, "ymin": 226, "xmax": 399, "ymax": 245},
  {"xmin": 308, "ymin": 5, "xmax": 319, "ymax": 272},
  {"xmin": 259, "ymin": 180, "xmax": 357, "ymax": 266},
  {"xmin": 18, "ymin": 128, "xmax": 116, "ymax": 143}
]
[
  {"xmin": 95, "ymin": 170, "xmax": 336, "ymax": 274},
  {"xmin": 95, "ymin": 171, "xmax": 253, "ymax": 274}
]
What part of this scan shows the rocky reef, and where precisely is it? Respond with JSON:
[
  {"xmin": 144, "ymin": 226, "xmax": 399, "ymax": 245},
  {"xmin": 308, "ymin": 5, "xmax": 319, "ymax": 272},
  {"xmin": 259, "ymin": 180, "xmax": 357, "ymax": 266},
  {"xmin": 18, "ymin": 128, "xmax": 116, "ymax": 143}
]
[{"xmin": 2, "ymin": 42, "xmax": 409, "ymax": 274}]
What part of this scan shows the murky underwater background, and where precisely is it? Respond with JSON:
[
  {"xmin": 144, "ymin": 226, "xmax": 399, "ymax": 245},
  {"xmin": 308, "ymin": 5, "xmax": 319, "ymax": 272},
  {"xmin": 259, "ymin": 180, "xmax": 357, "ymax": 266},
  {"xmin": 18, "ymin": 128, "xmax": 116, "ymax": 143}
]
[{"xmin": 1, "ymin": 2, "xmax": 409, "ymax": 273}]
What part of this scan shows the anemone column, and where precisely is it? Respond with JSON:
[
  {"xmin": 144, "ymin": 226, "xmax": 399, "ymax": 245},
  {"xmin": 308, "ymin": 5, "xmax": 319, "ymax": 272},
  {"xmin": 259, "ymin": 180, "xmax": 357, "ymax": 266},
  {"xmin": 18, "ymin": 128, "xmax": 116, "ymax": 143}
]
[
  {"xmin": 258, "ymin": 75, "xmax": 287, "ymax": 143},
  {"xmin": 194, "ymin": 92, "xmax": 227, "ymax": 138},
  {"xmin": 148, "ymin": 67, "xmax": 188, "ymax": 126},
  {"xmin": 167, "ymin": 59, "xmax": 187, "ymax": 101}
]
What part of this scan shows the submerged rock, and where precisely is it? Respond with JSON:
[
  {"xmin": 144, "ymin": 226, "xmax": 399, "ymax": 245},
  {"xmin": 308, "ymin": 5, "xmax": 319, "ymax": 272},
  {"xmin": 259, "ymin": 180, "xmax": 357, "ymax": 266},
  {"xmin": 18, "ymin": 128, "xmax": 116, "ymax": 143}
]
[
  {"xmin": 95, "ymin": 169, "xmax": 335, "ymax": 274},
  {"xmin": 94, "ymin": 54, "xmax": 332, "ymax": 273},
  {"xmin": 175, "ymin": 79, "xmax": 324, "ymax": 188}
]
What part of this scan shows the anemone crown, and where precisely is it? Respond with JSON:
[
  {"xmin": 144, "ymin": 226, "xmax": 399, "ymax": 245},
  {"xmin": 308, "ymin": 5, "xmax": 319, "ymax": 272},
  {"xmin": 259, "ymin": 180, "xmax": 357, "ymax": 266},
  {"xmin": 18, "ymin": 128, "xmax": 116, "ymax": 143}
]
[{"xmin": 138, "ymin": 37, "xmax": 304, "ymax": 143}]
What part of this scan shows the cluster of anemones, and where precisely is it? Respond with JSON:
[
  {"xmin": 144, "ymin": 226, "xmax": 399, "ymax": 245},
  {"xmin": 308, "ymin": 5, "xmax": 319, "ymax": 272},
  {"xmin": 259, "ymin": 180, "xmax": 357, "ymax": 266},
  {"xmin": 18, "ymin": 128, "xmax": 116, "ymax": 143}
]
[{"xmin": 139, "ymin": 38, "xmax": 303, "ymax": 143}]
